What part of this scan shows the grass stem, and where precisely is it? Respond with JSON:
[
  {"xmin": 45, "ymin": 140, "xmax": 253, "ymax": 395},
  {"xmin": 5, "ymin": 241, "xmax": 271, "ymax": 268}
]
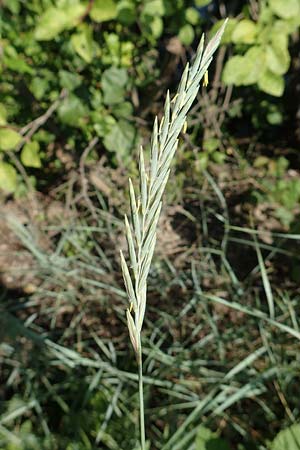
[{"xmin": 138, "ymin": 348, "xmax": 146, "ymax": 450}]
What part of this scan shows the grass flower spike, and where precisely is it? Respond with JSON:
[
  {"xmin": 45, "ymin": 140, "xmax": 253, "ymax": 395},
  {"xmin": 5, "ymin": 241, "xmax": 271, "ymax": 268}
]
[{"xmin": 121, "ymin": 20, "xmax": 227, "ymax": 449}]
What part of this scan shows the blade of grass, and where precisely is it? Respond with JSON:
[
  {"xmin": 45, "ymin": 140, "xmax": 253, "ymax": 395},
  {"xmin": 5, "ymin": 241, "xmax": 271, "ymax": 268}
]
[
  {"xmin": 203, "ymin": 293, "xmax": 300, "ymax": 340},
  {"xmin": 253, "ymin": 233, "xmax": 275, "ymax": 319}
]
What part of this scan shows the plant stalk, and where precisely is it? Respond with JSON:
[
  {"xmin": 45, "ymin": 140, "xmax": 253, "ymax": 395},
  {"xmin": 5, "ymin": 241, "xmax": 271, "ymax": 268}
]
[{"xmin": 138, "ymin": 348, "xmax": 146, "ymax": 450}]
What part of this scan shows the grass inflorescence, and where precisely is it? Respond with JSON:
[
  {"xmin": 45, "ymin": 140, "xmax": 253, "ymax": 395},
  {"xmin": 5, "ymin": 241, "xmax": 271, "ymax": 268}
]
[{"xmin": 120, "ymin": 21, "xmax": 228, "ymax": 448}]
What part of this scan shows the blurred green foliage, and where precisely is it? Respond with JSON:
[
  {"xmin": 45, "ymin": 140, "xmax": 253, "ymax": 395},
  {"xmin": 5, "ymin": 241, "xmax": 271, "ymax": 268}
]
[
  {"xmin": 219, "ymin": 1, "xmax": 300, "ymax": 96},
  {"xmin": 0, "ymin": 0, "xmax": 204, "ymax": 194},
  {"xmin": 270, "ymin": 423, "xmax": 300, "ymax": 450},
  {"xmin": 253, "ymin": 156, "xmax": 300, "ymax": 226},
  {"xmin": 0, "ymin": 0, "xmax": 299, "ymax": 200}
]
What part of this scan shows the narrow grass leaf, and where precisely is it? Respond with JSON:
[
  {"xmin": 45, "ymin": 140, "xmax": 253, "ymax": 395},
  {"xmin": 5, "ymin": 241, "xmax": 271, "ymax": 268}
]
[
  {"xmin": 253, "ymin": 234, "xmax": 275, "ymax": 319},
  {"xmin": 204, "ymin": 293, "xmax": 300, "ymax": 340},
  {"xmin": 224, "ymin": 346, "xmax": 267, "ymax": 380}
]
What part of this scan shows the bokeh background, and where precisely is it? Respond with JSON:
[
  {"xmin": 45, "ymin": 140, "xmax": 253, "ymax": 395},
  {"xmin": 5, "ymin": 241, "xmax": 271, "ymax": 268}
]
[{"xmin": 0, "ymin": 0, "xmax": 300, "ymax": 449}]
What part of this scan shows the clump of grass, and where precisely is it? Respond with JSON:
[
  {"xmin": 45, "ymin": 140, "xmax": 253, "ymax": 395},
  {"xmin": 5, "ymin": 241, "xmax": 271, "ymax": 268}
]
[{"xmin": 120, "ymin": 21, "xmax": 227, "ymax": 449}]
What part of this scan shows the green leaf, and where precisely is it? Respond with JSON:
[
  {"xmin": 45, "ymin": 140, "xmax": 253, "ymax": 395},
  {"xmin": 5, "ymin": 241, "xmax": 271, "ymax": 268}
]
[
  {"xmin": 0, "ymin": 104, "xmax": 7, "ymax": 126},
  {"xmin": 143, "ymin": 0, "xmax": 165, "ymax": 16},
  {"xmin": 197, "ymin": 153, "xmax": 208, "ymax": 170},
  {"xmin": 120, "ymin": 41, "xmax": 134, "ymax": 67},
  {"xmin": 101, "ymin": 67, "xmax": 128, "ymax": 105},
  {"xmin": 0, "ymin": 162, "xmax": 17, "ymax": 193},
  {"xmin": 203, "ymin": 138, "xmax": 220, "ymax": 153},
  {"xmin": 0, "ymin": 128, "xmax": 21, "ymax": 151},
  {"xmin": 276, "ymin": 156, "xmax": 290, "ymax": 176},
  {"xmin": 269, "ymin": 0, "xmax": 300, "ymax": 19},
  {"xmin": 223, "ymin": 47, "xmax": 266, "ymax": 86},
  {"xmin": 258, "ymin": 69, "xmax": 284, "ymax": 97},
  {"xmin": 4, "ymin": 56, "xmax": 34, "ymax": 74},
  {"xmin": 112, "ymin": 101, "xmax": 133, "ymax": 119},
  {"xmin": 254, "ymin": 156, "xmax": 270, "ymax": 167},
  {"xmin": 185, "ymin": 7, "xmax": 199, "ymax": 25},
  {"xmin": 267, "ymin": 111, "xmax": 283, "ymax": 124},
  {"xmin": 178, "ymin": 24, "xmax": 195, "ymax": 46},
  {"xmin": 34, "ymin": 4, "xmax": 85, "ymax": 41},
  {"xmin": 286, "ymin": 15, "xmax": 300, "ymax": 32},
  {"xmin": 232, "ymin": 19, "xmax": 257, "ymax": 44},
  {"xmin": 259, "ymin": 2, "xmax": 274, "ymax": 23},
  {"xmin": 4, "ymin": 46, "xmax": 34, "ymax": 74},
  {"xmin": 212, "ymin": 151, "xmax": 226, "ymax": 164},
  {"xmin": 3, "ymin": 0, "xmax": 20, "ymax": 14},
  {"xmin": 93, "ymin": 114, "xmax": 116, "ymax": 137},
  {"xmin": 57, "ymin": 95, "xmax": 87, "ymax": 127},
  {"xmin": 30, "ymin": 77, "xmax": 49, "ymax": 100},
  {"xmin": 140, "ymin": 0, "xmax": 165, "ymax": 39},
  {"xmin": 140, "ymin": 8, "xmax": 164, "ymax": 40},
  {"xmin": 71, "ymin": 26, "xmax": 95, "ymax": 63},
  {"xmin": 103, "ymin": 119, "xmax": 136, "ymax": 158},
  {"xmin": 267, "ymin": 105, "xmax": 283, "ymax": 125},
  {"xmin": 272, "ymin": 19, "xmax": 298, "ymax": 36},
  {"xmin": 195, "ymin": 426, "xmax": 231, "ymax": 450},
  {"xmin": 195, "ymin": 0, "xmax": 211, "ymax": 6},
  {"xmin": 242, "ymin": 46, "xmax": 266, "ymax": 84},
  {"xmin": 34, "ymin": 8, "xmax": 67, "ymax": 40},
  {"xmin": 266, "ymin": 35, "xmax": 290, "ymax": 75},
  {"xmin": 150, "ymin": 16, "xmax": 163, "ymax": 38},
  {"xmin": 90, "ymin": 0, "xmax": 117, "ymax": 23},
  {"xmin": 117, "ymin": 0, "xmax": 137, "ymax": 25},
  {"xmin": 59, "ymin": 70, "xmax": 82, "ymax": 90},
  {"xmin": 271, "ymin": 423, "xmax": 300, "ymax": 450},
  {"xmin": 21, "ymin": 141, "xmax": 41, "ymax": 168},
  {"xmin": 223, "ymin": 56, "xmax": 246, "ymax": 85}
]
